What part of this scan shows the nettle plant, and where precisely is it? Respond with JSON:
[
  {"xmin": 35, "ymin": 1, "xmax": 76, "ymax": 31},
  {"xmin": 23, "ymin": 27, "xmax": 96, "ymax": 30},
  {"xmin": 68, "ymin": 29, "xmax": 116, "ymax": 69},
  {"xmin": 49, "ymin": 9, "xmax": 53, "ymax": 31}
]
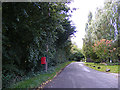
[{"xmin": 92, "ymin": 39, "xmax": 116, "ymax": 62}]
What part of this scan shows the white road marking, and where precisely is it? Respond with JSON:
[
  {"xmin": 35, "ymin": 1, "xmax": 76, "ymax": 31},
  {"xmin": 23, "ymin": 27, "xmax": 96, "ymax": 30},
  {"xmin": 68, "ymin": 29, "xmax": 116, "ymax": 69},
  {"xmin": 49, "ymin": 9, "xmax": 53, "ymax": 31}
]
[
  {"xmin": 79, "ymin": 64, "xmax": 90, "ymax": 72},
  {"xmin": 79, "ymin": 64, "xmax": 83, "ymax": 66},
  {"xmin": 83, "ymin": 67, "xmax": 90, "ymax": 72}
]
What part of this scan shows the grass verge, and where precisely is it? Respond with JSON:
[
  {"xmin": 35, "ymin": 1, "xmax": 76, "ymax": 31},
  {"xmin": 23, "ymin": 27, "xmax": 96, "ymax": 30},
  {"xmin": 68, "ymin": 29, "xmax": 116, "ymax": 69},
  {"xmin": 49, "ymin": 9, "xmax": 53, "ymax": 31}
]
[
  {"xmin": 11, "ymin": 61, "xmax": 75, "ymax": 88},
  {"xmin": 84, "ymin": 62, "xmax": 119, "ymax": 73}
]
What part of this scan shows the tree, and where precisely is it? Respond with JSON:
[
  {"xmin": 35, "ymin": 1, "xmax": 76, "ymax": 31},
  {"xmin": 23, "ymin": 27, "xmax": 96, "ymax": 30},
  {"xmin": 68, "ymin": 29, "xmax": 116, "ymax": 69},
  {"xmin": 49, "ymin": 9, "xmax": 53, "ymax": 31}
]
[
  {"xmin": 92, "ymin": 39, "xmax": 113, "ymax": 62},
  {"xmin": 82, "ymin": 11, "xmax": 93, "ymax": 60},
  {"xmin": 2, "ymin": 2, "xmax": 76, "ymax": 88},
  {"xmin": 82, "ymin": 0, "xmax": 119, "ymax": 63},
  {"xmin": 70, "ymin": 44, "xmax": 84, "ymax": 61}
]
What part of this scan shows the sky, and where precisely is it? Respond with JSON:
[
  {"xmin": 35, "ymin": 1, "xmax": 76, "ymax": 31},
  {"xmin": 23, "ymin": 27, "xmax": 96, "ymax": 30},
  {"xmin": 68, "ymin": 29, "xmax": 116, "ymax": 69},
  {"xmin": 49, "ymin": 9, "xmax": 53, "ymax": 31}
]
[{"xmin": 67, "ymin": 0, "xmax": 105, "ymax": 49}]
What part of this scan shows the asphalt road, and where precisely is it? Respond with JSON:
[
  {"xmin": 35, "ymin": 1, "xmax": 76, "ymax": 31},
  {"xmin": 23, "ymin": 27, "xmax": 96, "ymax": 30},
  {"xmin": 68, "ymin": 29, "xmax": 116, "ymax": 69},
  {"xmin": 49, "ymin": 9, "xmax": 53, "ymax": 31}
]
[{"xmin": 44, "ymin": 62, "xmax": 118, "ymax": 88}]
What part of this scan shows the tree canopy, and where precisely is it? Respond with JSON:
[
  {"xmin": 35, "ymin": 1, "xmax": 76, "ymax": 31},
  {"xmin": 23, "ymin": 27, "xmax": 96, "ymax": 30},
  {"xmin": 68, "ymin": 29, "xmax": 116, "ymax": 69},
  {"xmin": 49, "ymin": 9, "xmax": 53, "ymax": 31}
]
[
  {"xmin": 2, "ymin": 2, "xmax": 76, "ymax": 88},
  {"xmin": 82, "ymin": 0, "xmax": 119, "ymax": 63}
]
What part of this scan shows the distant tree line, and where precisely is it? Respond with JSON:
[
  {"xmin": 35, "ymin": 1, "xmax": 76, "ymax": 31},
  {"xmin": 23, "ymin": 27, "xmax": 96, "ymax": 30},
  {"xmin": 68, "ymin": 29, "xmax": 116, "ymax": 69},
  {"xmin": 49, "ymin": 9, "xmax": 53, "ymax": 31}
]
[{"xmin": 70, "ymin": 44, "xmax": 84, "ymax": 61}]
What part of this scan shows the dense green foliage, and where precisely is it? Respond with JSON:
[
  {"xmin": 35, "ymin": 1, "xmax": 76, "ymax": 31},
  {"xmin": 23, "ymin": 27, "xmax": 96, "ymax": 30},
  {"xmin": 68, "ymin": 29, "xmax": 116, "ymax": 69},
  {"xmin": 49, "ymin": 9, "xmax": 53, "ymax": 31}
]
[
  {"xmin": 2, "ymin": 2, "xmax": 76, "ymax": 88},
  {"xmin": 82, "ymin": 0, "xmax": 120, "ymax": 63},
  {"xmin": 70, "ymin": 44, "xmax": 84, "ymax": 61},
  {"xmin": 11, "ymin": 61, "xmax": 73, "ymax": 88}
]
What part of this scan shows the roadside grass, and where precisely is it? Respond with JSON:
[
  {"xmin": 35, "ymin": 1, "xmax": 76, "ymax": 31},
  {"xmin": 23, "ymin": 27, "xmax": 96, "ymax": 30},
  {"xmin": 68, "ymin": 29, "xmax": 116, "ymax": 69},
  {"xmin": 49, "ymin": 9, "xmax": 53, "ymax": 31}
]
[
  {"xmin": 84, "ymin": 62, "xmax": 119, "ymax": 73},
  {"xmin": 11, "ymin": 61, "xmax": 75, "ymax": 88}
]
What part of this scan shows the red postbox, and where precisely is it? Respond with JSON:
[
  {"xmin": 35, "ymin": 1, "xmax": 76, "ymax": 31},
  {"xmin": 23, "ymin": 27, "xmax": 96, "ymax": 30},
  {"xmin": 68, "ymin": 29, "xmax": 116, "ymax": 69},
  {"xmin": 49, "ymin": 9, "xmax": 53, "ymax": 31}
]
[{"xmin": 41, "ymin": 57, "xmax": 46, "ymax": 64}]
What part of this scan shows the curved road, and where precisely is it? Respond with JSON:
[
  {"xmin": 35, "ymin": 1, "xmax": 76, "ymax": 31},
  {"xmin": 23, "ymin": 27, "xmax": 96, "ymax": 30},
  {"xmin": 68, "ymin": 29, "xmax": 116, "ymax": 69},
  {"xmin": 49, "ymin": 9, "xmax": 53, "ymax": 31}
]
[{"xmin": 44, "ymin": 62, "xmax": 118, "ymax": 88}]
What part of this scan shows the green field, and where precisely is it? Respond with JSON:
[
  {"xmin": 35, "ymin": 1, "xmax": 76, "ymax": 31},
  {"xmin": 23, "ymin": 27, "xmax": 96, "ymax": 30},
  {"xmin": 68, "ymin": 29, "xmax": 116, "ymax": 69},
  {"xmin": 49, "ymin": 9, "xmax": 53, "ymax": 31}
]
[
  {"xmin": 84, "ymin": 62, "xmax": 119, "ymax": 73},
  {"xmin": 11, "ymin": 61, "xmax": 75, "ymax": 88}
]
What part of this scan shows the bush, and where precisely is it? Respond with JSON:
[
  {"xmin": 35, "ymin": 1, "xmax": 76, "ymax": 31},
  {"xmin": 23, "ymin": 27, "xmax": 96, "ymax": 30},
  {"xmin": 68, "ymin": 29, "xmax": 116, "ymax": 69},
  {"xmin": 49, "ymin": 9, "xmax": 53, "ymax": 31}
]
[{"xmin": 70, "ymin": 52, "xmax": 84, "ymax": 61}]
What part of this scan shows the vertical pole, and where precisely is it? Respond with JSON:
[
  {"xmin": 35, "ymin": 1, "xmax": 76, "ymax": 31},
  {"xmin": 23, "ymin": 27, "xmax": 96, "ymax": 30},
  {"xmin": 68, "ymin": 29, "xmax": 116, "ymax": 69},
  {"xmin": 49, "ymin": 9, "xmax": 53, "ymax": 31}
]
[
  {"xmin": 45, "ymin": 45, "xmax": 48, "ymax": 72},
  {"xmin": 45, "ymin": 62, "xmax": 47, "ymax": 72},
  {"xmin": 45, "ymin": 3, "xmax": 50, "ymax": 72}
]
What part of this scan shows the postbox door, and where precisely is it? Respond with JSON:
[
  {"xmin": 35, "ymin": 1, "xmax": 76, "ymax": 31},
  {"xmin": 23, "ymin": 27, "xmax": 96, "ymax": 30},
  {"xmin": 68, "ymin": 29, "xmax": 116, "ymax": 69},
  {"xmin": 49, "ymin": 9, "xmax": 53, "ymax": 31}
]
[{"xmin": 41, "ymin": 57, "xmax": 46, "ymax": 64}]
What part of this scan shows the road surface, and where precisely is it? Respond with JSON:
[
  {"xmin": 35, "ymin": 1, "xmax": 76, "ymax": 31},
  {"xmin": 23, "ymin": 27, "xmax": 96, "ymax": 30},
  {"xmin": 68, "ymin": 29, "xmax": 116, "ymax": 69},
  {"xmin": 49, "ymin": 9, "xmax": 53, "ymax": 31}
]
[{"xmin": 44, "ymin": 62, "xmax": 118, "ymax": 88}]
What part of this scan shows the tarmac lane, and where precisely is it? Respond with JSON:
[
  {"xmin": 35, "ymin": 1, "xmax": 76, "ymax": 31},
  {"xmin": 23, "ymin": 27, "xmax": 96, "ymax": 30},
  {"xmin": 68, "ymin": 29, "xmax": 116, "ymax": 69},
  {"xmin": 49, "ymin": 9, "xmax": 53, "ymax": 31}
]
[{"xmin": 44, "ymin": 62, "xmax": 118, "ymax": 88}]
